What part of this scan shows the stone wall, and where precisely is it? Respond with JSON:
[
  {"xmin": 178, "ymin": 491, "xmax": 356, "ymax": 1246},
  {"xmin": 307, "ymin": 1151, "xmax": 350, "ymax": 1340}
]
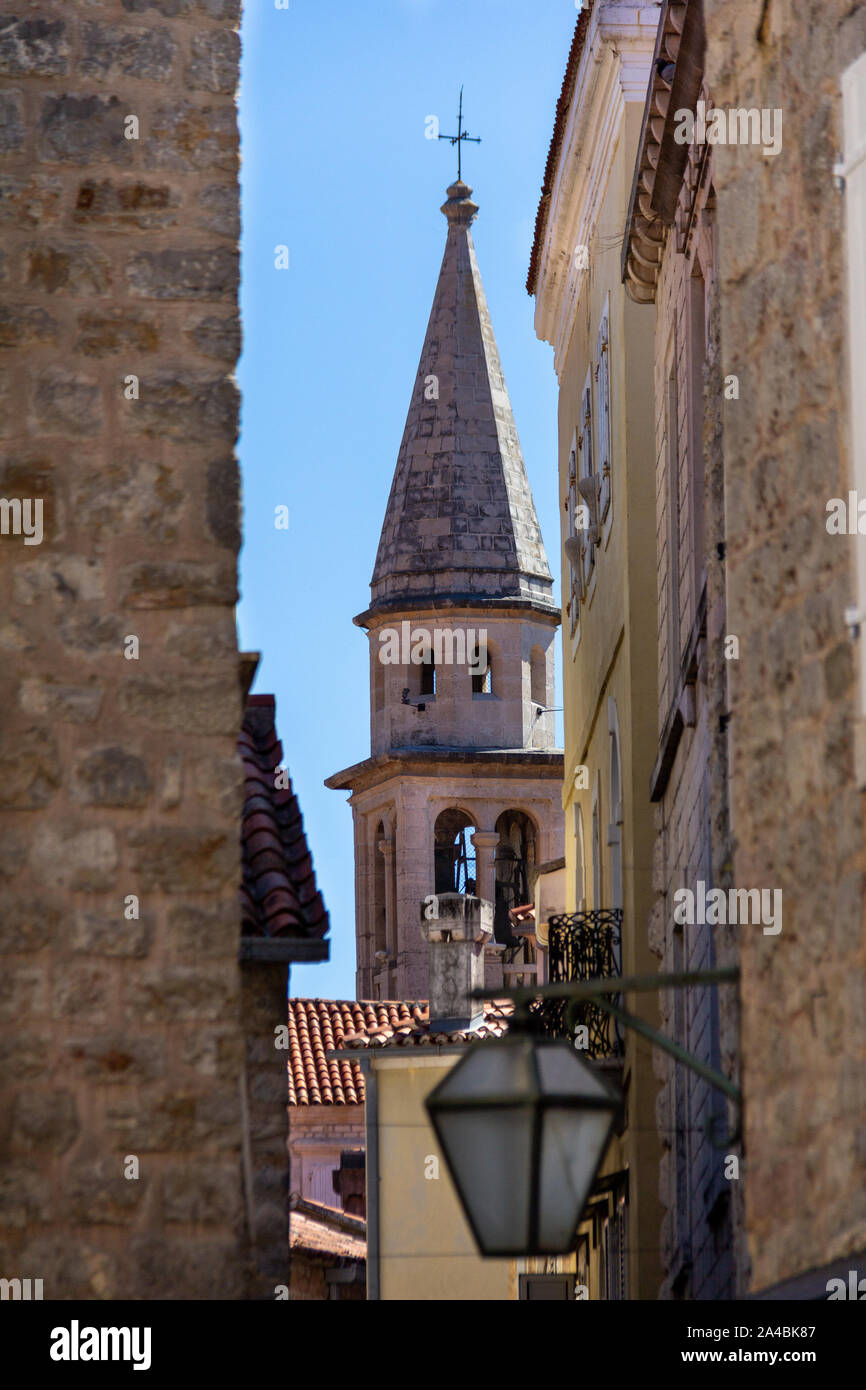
[
  {"xmin": 648, "ymin": 173, "xmax": 738, "ymax": 1300},
  {"xmin": 0, "ymin": 2, "xmax": 246, "ymax": 1298},
  {"xmin": 704, "ymin": 0, "xmax": 866, "ymax": 1290}
]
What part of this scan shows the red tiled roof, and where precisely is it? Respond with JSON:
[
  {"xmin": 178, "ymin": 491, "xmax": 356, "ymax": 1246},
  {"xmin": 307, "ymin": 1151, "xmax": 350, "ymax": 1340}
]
[
  {"xmin": 341, "ymin": 1000, "xmax": 512, "ymax": 1050},
  {"xmin": 526, "ymin": 1, "xmax": 595, "ymax": 297},
  {"xmin": 238, "ymin": 695, "xmax": 329, "ymax": 941},
  {"xmin": 288, "ymin": 998, "xmax": 513, "ymax": 1104},
  {"xmin": 288, "ymin": 999, "xmax": 424, "ymax": 1105},
  {"xmin": 289, "ymin": 1193, "xmax": 366, "ymax": 1261}
]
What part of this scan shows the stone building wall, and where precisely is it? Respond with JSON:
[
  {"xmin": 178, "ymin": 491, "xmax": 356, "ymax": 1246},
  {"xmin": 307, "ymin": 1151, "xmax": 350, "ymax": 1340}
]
[
  {"xmin": 287, "ymin": 1104, "xmax": 365, "ymax": 1207},
  {"xmin": 0, "ymin": 2, "xmax": 246, "ymax": 1298},
  {"xmin": 648, "ymin": 179, "xmax": 738, "ymax": 1299},
  {"xmin": 704, "ymin": 0, "xmax": 866, "ymax": 1290}
]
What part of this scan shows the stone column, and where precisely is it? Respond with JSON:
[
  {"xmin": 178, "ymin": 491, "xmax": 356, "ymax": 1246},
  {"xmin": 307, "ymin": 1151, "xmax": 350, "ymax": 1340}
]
[{"xmin": 471, "ymin": 830, "xmax": 500, "ymax": 904}]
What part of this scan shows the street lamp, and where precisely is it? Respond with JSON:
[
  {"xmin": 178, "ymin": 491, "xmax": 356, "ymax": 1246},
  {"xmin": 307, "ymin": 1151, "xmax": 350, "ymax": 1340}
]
[
  {"xmin": 425, "ymin": 1030, "xmax": 621, "ymax": 1257},
  {"xmin": 425, "ymin": 967, "xmax": 740, "ymax": 1260}
]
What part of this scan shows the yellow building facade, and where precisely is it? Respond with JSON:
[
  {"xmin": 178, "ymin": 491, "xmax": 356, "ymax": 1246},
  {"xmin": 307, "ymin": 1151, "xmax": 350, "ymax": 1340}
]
[
  {"xmin": 528, "ymin": 1, "xmax": 663, "ymax": 1299},
  {"xmin": 362, "ymin": 1051, "xmax": 514, "ymax": 1301}
]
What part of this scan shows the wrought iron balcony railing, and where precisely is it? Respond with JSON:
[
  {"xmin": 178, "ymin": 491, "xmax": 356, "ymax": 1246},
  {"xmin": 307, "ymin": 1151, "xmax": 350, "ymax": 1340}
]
[{"xmin": 530, "ymin": 908, "xmax": 624, "ymax": 1059}]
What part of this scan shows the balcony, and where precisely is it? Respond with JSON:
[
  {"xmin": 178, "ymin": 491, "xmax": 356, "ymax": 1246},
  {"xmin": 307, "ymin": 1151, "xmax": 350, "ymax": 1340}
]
[{"xmin": 530, "ymin": 908, "xmax": 624, "ymax": 1059}]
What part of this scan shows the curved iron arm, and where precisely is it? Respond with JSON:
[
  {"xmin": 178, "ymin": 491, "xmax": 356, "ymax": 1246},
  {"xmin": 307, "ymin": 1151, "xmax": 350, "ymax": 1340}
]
[{"xmin": 474, "ymin": 966, "xmax": 742, "ymax": 1108}]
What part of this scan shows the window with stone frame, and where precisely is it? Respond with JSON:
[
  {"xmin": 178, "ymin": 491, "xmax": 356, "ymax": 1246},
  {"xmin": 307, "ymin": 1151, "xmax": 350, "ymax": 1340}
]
[
  {"xmin": 471, "ymin": 638, "xmax": 494, "ymax": 694},
  {"xmin": 596, "ymin": 302, "xmax": 612, "ymax": 522},
  {"xmin": 420, "ymin": 655, "xmax": 436, "ymax": 695},
  {"xmin": 565, "ymin": 439, "xmax": 582, "ymax": 635},
  {"xmin": 578, "ymin": 372, "xmax": 597, "ymax": 589}
]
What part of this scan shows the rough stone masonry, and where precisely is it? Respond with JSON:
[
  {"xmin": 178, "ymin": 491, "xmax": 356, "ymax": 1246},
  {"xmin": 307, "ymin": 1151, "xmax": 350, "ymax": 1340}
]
[
  {"xmin": 704, "ymin": 0, "xmax": 866, "ymax": 1291},
  {"xmin": 0, "ymin": 3, "xmax": 247, "ymax": 1297}
]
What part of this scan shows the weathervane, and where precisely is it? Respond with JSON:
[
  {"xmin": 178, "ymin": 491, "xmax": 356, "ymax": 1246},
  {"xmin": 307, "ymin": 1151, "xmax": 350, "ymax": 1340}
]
[{"xmin": 438, "ymin": 86, "xmax": 481, "ymax": 182}]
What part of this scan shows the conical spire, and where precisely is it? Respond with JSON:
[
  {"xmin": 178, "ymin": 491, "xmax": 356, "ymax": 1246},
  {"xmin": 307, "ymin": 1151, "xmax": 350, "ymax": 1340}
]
[{"xmin": 370, "ymin": 181, "xmax": 555, "ymax": 612}]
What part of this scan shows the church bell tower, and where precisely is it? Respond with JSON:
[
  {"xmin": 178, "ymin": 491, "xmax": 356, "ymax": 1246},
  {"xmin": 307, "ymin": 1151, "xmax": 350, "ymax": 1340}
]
[{"xmin": 327, "ymin": 179, "xmax": 564, "ymax": 999}]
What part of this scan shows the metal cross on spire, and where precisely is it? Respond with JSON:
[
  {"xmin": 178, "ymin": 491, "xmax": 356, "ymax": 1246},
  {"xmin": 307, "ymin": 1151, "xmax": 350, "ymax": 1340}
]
[{"xmin": 438, "ymin": 86, "xmax": 481, "ymax": 182}]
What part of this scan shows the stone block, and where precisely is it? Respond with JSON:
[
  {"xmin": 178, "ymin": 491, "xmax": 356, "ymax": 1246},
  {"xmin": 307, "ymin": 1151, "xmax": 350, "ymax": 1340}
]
[
  {"xmin": 126, "ymin": 247, "xmax": 237, "ymax": 299},
  {"xmin": 39, "ymin": 94, "xmax": 133, "ymax": 166},
  {"xmin": 67, "ymin": 1156, "xmax": 147, "ymax": 1224},
  {"xmin": 0, "ymin": 965, "xmax": 46, "ymax": 1021},
  {"xmin": 76, "ymin": 310, "xmax": 159, "ymax": 356},
  {"xmin": 0, "ymin": 727, "xmax": 60, "ymax": 808},
  {"xmin": 124, "ymin": 1234, "xmax": 244, "ymax": 1300},
  {"xmin": 80, "ymin": 22, "xmax": 176, "ymax": 82},
  {"xmin": 14, "ymin": 556, "xmax": 104, "ymax": 604},
  {"xmin": 72, "ymin": 746, "xmax": 154, "ymax": 807},
  {"xmin": 70, "ymin": 455, "xmax": 182, "ymax": 546},
  {"xmin": 58, "ymin": 610, "xmax": 127, "ymax": 656},
  {"xmin": 11, "ymin": 1090, "xmax": 78, "ymax": 1156},
  {"xmin": 184, "ymin": 1026, "xmax": 242, "ymax": 1079},
  {"xmin": 163, "ymin": 613, "xmax": 238, "ymax": 661},
  {"xmin": 188, "ymin": 313, "xmax": 241, "ymax": 362},
  {"xmin": 17, "ymin": 1235, "xmax": 118, "ymax": 1300},
  {"xmin": 30, "ymin": 824, "xmax": 117, "ymax": 891},
  {"xmin": 65, "ymin": 1034, "xmax": 166, "ymax": 1086},
  {"xmin": 0, "ymin": 304, "xmax": 57, "ymax": 350},
  {"xmin": 0, "ymin": 1033, "xmax": 48, "ymax": 1080},
  {"xmin": 0, "ymin": 18, "xmax": 68, "ymax": 76},
  {"xmin": 73, "ymin": 178, "xmax": 179, "ymax": 231},
  {"xmin": 53, "ymin": 964, "xmax": 113, "ymax": 1021},
  {"xmin": 0, "ymin": 173, "xmax": 63, "ymax": 226},
  {"xmin": 161, "ymin": 1162, "xmax": 239, "ymax": 1224},
  {"xmin": 186, "ymin": 29, "xmax": 238, "ymax": 94},
  {"xmin": 31, "ymin": 370, "xmax": 102, "ymax": 436},
  {"xmin": 120, "ymin": 559, "xmax": 237, "ymax": 607},
  {"xmin": 19, "ymin": 677, "xmax": 104, "ymax": 723},
  {"xmin": 197, "ymin": 182, "xmax": 240, "ymax": 237},
  {"xmin": 0, "ymin": 1163, "xmax": 52, "ymax": 1228},
  {"xmin": 143, "ymin": 99, "xmax": 237, "ymax": 172},
  {"xmin": 68, "ymin": 910, "xmax": 154, "ymax": 958},
  {"xmin": 127, "ymin": 826, "xmax": 236, "ymax": 891},
  {"xmin": 122, "ymin": 0, "xmax": 241, "ymax": 16},
  {"xmin": 127, "ymin": 370, "xmax": 239, "ymax": 441},
  {"xmin": 206, "ymin": 454, "xmax": 240, "ymax": 548},
  {"xmin": 118, "ymin": 674, "xmax": 239, "ymax": 734},
  {"xmin": 125, "ymin": 965, "xmax": 237, "ymax": 1023},
  {"xmin": 0, "ymin": 92, "xmax": 24, "ymax": 152},
  {"xmin": 26, "ymin": 241, "xmax": 111, "ymax": 295},
  {"xmin": 166, "ymin": 899, "xmax": 239, "ymax": 957},
  {"xmin": 0, "ymin": 895, "xmax": 60, "ymax": 952}
]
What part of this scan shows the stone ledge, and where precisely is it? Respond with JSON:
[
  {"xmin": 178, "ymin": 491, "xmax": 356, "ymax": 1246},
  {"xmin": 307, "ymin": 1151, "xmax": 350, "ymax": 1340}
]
[{"xmin": 239, "ymin": 938, "xmax": 329, "ymax": 964}]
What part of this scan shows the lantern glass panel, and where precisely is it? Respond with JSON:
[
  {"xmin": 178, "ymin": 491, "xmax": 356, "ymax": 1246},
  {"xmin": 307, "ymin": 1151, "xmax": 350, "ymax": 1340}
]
[
  {"xmin": 538, "ymin": 1105, "xmax": 615, "ymax": 1249},
  {"xmin": 433, "ymin": 1104, "xmax": 533, "ymax": 1252}
]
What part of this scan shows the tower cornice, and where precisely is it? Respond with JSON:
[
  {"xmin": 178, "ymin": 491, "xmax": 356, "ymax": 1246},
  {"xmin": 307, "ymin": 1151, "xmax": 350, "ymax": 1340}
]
[
  {"xmin": 353, "ymin": 594, "xmax": 561, "ymax": 630},
  {"xmin": 325, "ymin": 747, "xmax": 565, "ymax": 795}
]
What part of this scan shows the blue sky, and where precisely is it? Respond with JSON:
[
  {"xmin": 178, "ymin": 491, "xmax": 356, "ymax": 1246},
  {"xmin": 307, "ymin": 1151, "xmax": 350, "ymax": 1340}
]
[{"xmin": 237, "ymin": 0, "xmax": 577, "ymax": 998}]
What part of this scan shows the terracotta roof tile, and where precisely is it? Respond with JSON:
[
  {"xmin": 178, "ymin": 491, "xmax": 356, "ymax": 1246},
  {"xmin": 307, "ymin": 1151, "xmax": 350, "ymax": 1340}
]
[
  {"xmin": 289, "ymin": 1193, "xmax": 366, "ymax": 1261},
  {"xmin": 526, "ymin": 1, "xmax": 596, "ymax": 297},
  {"xmin": 288, "ymin": 997, "xmax": 513, "ymax": 1104},
  {"xmin": 239, "ymin": 695, "xmax": 330, "ymax": 941}
]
